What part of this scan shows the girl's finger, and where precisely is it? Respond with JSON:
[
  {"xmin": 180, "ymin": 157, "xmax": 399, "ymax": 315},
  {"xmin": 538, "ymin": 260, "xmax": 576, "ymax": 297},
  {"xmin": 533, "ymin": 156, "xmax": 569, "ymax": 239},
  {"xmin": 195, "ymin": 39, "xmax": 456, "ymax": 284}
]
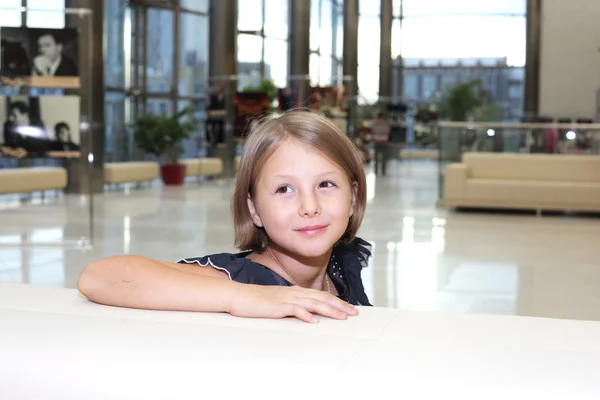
[
  {"xmin": 288, "ymin": 304, "xmax": 319, "ymax": 323},
  {"xmin": 298, "ymin": 298, "xmax": 349, "ymax": 320},
  {"xmin": 305, "ymin": 290, "xmax": 359, "ymax": 316}
]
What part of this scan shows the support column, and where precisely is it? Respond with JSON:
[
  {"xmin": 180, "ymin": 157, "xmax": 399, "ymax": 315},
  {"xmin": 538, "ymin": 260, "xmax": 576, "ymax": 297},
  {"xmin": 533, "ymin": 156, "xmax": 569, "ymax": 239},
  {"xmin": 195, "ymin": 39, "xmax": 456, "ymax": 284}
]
[
  {"xmin": 379, "ymin": 0, "xmax": 393, "ymax": 112},
  {"xmin": 524, "ymin": 0, "xmax": 541, "ymax": 116},
  {"xmin": 288, "ymin": 0, "xmax": 311, "ymax": 106},
  {"xmin": 209, "ymin": 0, "xmax": 237, "ymax": 178},
  {"xmin": 65, "ymin": 0, "xmax": 105, "ymax": 194},
  {"xmin": 343, "ymin": 0, "xmax": 359, "ymax": 137}
]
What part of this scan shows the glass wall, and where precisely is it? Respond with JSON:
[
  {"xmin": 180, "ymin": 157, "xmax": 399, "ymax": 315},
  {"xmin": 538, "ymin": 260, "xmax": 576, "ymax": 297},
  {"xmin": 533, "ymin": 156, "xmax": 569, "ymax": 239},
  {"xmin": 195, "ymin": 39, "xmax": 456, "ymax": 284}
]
[
  {"xmin": 237, "ymin": 0, "xmax": 289, "ymax": 90},
  {"xmin": 105, "ymin": 0, "xmax": 209, "ymax": 161},
  {"xmin": 309, "ymin": 0, "xmax": 343, "ymax": 88}
]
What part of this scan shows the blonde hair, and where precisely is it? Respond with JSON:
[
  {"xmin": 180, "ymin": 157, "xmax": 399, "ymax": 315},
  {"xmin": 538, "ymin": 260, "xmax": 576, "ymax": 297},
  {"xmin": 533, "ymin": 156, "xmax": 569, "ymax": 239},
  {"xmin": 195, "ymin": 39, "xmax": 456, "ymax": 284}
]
[{"xmin": 233, "ymin": 110, "xmax": 367, "ymax": 251}]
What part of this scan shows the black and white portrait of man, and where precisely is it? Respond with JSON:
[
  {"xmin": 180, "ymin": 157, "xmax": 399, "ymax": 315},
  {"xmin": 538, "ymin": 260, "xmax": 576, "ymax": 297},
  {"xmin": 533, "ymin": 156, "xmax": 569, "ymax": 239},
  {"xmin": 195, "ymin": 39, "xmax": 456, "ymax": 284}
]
[
  {"xmin": 1, "ymin": 27, "xmax": 79, "ymax": 80},
  {"xmin": 30, "ymin": 29, "xmax": 78, "ymax": 77}
]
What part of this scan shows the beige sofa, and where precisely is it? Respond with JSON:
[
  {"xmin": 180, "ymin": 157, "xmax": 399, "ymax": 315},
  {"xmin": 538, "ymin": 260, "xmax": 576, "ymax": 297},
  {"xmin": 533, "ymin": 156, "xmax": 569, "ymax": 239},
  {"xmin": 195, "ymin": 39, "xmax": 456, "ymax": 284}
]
[
  {"xmin": 444, "ymin": 153, "xmax": 600, "ymax": 212},
  {"xmin": 400, "ymin": 149, "xmax": 439, "ymax": 160},
  {"xmin": 0, "ymin": 167, "xmax": 67, "ymax": 194},
  {"xmin": 180, "ymin": 158, "xmax": 223, "ymax": 177},
  {"xmin": 104, "ymin": 162, "xmax": 160, "ymax": 184}
]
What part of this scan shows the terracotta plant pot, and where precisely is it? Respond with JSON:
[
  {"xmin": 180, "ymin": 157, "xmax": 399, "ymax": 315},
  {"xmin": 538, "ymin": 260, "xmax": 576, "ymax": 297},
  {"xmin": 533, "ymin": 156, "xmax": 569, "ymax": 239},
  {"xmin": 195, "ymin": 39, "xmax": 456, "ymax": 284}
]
[{"xmin": 160, "ymin": 163, "xmax": 186, "ymax": 186}]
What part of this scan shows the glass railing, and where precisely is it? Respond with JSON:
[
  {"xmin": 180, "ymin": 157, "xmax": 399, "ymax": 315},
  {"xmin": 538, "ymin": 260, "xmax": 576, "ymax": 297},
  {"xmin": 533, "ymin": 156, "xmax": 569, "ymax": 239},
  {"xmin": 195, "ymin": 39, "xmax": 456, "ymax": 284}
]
[{"xmin": 436, "ymin": 121, "xmax": 600, "ymax": 200}]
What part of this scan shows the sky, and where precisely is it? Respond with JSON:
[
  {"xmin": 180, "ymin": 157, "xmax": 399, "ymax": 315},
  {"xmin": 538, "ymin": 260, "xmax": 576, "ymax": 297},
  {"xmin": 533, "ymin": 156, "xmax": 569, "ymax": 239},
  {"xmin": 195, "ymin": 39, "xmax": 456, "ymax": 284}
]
[
  {"xmin": 362, "ymin": 0, "xmax": 527, "ymax": 66},
  {"xmin": 398, "ymin": 16, "xmax": 526, "ymax": 66}
]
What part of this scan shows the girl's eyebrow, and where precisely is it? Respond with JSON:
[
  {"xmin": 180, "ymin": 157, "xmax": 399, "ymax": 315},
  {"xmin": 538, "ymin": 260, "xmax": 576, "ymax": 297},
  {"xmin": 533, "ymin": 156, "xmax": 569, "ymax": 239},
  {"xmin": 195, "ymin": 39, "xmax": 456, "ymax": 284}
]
[{"xmin": 273, "ymin": 171, "xmax": 339, "ymax": 180}]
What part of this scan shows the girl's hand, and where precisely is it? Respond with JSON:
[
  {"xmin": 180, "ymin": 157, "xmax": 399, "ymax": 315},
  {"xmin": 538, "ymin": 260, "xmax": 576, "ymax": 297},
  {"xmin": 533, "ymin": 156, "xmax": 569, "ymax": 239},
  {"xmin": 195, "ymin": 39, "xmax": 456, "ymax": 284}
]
[{"xmin": 228, "ymin": 284, "xmax": 359, "ymax": 323}]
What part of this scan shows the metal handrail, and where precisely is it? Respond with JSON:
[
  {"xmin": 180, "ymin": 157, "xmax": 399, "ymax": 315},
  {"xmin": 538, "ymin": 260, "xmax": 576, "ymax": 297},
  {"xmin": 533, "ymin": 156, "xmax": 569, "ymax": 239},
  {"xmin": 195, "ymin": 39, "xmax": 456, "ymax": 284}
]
[{"xmin": 437, "ymin": 121, "xmax": 600, "ymax": 129}]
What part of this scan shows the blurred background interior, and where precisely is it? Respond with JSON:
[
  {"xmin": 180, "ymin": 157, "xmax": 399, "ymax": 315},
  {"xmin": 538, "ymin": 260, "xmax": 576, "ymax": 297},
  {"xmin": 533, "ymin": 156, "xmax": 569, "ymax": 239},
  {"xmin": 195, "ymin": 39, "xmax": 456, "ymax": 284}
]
[{"xmin": 1, "ymin": 0, "xmax": 599, "ymax": 322}]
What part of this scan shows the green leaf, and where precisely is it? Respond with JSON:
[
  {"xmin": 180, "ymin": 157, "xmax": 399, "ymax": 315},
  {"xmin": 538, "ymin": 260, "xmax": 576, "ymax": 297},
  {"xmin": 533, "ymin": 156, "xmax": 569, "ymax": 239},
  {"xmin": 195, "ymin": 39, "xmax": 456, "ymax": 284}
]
[
  {"xmin": 242, "ymin": 78, "xmax": 278, "ymax": 100},
  {"xmin": 133, "ymin": 108, "xmax": 195, "ymax": 164},
  {"xmin": 438, "ymin": 79, "xmax": 485, "ymax": 122}
]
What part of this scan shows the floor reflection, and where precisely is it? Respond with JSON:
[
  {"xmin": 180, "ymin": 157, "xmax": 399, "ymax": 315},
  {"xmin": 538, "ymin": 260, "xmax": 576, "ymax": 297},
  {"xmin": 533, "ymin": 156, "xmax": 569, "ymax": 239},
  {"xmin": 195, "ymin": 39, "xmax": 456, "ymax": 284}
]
[{"xmin": 370, "ymin": 214, "xmax": 518, "ymax": 315}]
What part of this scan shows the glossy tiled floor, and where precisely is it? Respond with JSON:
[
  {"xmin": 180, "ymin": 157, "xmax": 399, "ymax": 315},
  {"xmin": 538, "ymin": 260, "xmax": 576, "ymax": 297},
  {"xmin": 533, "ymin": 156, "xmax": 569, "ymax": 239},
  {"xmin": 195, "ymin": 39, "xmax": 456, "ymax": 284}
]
[{"xmin": 2, "ymin": 160, "xmax": 600, "ymax": 321}]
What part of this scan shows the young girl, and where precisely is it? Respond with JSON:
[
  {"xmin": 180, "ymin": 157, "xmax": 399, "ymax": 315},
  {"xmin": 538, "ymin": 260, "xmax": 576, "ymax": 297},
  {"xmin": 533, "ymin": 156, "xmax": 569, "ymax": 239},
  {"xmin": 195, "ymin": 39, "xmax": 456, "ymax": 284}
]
[{"xmin": 78, "ymin": 111, "xmax": 372, "ymax": 324}]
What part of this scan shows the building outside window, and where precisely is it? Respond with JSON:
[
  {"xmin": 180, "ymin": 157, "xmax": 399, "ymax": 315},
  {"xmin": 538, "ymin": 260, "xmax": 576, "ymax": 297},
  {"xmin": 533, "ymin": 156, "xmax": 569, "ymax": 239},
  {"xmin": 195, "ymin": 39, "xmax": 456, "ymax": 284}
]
[
  {"xmin": 441, "ymin": 74, "xmax": 456, "ymax": 91},
  {"xmin": 403, "ymin": 73, "xmax": 419, "ymax": 99},
  {"xmin": 402, "ymin": 57, "xmax": 524, "ymax": 120}
]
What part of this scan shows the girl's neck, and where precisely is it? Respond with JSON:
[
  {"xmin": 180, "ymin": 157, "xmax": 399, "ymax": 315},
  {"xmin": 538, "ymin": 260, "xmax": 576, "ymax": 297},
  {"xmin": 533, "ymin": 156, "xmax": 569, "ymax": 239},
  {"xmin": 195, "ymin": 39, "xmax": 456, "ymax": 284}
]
[{"xmin": 264, "ymin": 245, "xmax": 331, "ymax": 290}]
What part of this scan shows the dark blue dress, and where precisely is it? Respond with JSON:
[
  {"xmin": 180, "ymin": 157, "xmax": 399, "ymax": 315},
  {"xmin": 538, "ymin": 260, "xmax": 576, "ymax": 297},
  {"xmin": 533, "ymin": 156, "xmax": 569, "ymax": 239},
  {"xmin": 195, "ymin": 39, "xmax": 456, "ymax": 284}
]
[{"xmin": 177, "ymin": 237, "xmax": 372, "ymax": 306}]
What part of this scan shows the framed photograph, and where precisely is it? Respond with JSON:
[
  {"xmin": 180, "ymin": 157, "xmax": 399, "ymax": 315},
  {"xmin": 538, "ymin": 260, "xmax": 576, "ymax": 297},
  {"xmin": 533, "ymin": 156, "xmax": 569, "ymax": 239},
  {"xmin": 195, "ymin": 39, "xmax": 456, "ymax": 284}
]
[
  {"xmin": 0, "ymin": 28, "xmax": 32, "ymax": 77},
  {"xmin": 28, "ymin": 28, "xmax": 79, "ymax": 78},
  {"xmin": 0, "ymin": 27, "xmax": 80, "ymax": 88},
  {"xmin": 0, "ymin": 95, "xmax": 80, "ymax": 158}
]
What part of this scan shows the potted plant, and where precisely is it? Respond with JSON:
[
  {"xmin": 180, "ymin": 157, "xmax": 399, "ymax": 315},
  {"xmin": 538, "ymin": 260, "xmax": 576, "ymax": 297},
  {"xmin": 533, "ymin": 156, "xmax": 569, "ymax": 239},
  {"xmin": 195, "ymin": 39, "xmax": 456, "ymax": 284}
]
[
  {"xmin": 438, "ymin": 79, "xmax": 484, "ymax": 122},
  {"xmin": 133, "ymin": 107, "xmax": 195, "ymax": 186},
  {"xmin": 242, "ymin": 78, "xmax": 278, "ymax": 110}
]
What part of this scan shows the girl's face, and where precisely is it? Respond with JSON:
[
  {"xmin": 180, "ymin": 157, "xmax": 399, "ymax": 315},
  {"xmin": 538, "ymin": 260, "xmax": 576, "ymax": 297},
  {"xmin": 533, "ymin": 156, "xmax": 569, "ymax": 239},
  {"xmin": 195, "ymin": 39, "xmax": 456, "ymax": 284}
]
[{"xmin": 248, "ymin": 139, "xmax": 357, "ymax": 259}]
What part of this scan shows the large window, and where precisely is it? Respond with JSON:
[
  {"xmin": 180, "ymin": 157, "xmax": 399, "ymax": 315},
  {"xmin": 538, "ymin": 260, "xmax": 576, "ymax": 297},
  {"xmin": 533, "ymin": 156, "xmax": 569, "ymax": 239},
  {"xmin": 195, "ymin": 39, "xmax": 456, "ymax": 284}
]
[
  {"xmin": 393, "ymin": 0, "xmax": 526, "ymax": 119},
  {"xmin": 105, "ymin": 0, "xmax": 127, "ymax": 89},
  {"xmin": 105, "ymin": 0, "xmax": 209, "ymax": 161},
  {"xmin": 0, "ymin": 0, "xmax": 22, "ymax": 27},
  {"xmin": 179, "ymin": 12, "xmax": 208, "ymax": 96},
  {"xmin": 237, "ymin": 0, "xmax": 289, "ymax": 90},
  {"xmin": 0, "ymin": 0, "xmax": 65, "ymax": 28},
  {"xmin": 105, "ymin": 0, "xmax": 130, "ymax": 161},
  {"xmin": 357, "ymin": 1, "xmax": 381, "ymax": 104},
  {"xmin": 146, "ymin": 9, "xmax": 174, "ymax": 93},
  {"xmin": 27, "ymin": 0, "xmax": 65, "ymax": 28},
  {"xmin": 309, "ymin": 0, "xmax": 343, "ymax": 87},
  {"xmin": 181, "ymin": 0, "xmax": 208, "ymax": 13},
  {"xmin": 398, "ymin": 2, "xmax": 526, "ymax": 66}
]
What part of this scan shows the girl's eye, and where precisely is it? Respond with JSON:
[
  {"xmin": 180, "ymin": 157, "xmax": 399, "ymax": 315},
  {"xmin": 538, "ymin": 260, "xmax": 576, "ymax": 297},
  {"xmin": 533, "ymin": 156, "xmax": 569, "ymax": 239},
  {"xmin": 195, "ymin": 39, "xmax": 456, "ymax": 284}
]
[
  {"xmin": 276, "ymin": 185, "xmax": 292, "ymax": 194},
  {"xmin": 319, "ymin": 181, "xmax": 336, "ymax": 188}
]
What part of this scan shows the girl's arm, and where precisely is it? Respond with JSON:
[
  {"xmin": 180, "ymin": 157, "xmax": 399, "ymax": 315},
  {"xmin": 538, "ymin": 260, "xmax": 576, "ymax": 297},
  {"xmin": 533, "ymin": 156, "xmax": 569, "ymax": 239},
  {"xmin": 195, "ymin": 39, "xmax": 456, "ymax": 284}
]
[
  {"xmin": 78, "ymin": 255, "xmax": 358, "ymax": 323},
  {"xmin": 78, "ymin": 255, "xmax": 238, "ymax": 312}
]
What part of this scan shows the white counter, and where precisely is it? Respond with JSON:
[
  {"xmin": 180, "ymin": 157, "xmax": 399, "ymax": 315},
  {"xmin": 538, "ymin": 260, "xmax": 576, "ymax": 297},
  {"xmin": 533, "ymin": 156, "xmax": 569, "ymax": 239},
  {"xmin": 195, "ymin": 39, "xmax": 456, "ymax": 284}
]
[{"xmin": 1, "ymin": 282, "xmax": 599, "ymax": 399}]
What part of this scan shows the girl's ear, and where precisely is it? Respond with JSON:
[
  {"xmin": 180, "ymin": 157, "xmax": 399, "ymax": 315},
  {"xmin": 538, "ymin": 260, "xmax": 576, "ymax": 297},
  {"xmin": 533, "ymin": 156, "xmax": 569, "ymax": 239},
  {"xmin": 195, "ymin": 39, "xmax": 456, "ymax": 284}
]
[
  {"xmin": 349, "ymin": 181, "xmax": 358, "ymax": 217},
  {"xmin": 247, "ymin": 195, "xmax": 264, "ymax": 227}
]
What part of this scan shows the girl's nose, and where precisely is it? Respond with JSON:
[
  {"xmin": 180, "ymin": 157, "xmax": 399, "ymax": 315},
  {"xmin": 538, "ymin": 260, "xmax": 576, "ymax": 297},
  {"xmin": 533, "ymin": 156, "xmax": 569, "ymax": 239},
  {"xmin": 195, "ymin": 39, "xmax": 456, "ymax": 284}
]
[{"xmin": 298, "ymin": 192, "xmax": 321, "ymax": 217}]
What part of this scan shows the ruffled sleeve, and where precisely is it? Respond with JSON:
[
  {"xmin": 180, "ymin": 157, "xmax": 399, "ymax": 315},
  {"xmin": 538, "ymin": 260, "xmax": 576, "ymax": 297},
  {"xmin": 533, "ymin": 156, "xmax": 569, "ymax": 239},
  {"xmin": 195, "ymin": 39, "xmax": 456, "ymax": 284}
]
[
  {"xmin": 177, "ymin": 253, "xmax": 283, "ymax": 285},
  {"xmin": 334, "ymin": 237, "xmax": 373, "ymax": 306}
]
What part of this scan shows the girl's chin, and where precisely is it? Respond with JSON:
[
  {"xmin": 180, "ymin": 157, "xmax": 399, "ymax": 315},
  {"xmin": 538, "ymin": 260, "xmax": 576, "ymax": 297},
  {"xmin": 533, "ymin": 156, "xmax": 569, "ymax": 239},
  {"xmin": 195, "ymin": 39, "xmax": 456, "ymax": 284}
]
[{"xmin": 289, "ymin": 241, "xmax": 340, "ymax": 260}]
